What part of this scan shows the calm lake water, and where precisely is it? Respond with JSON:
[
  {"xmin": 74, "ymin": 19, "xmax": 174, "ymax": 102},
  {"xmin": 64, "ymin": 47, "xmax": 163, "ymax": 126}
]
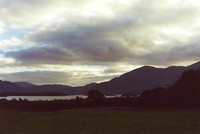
[{"xmin": 0, "ymin": 95, "xmax": 121, "ymax": 101}]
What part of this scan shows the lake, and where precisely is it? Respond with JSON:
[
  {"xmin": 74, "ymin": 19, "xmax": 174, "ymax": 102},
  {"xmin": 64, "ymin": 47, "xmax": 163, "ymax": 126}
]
[{"xmin": 0, "ymin": 95, "xmax": 121, "ymax": 101}]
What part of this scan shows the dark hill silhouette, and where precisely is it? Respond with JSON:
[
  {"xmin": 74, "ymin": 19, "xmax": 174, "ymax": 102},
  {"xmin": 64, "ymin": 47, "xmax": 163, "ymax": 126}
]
[
  {"xmin": 14, "ymin": 82, "xmax": 35, "ymax": 88},
  {"xmin": 22, "ymin": 83, "xmax": 98, "ymax": 95},
  {"xmin": 93, "ymin": 61, "xmax": 200, "ymax": 95},
  {"xmin": 140, "ymin": 69, "xmax": 200, "ymax": 107},
  {"xmin": 23, "ymin": 84, "xmax": 85, "ymax": 95},
  {"xmin": 0, "ymin": 80, "xmax": 24, "ymax": 92},
  {"xmin": 0, "ymin": 61, "xmax": 200, "ymax": 95},
  {"xmin": 169, "ymin": 69, "xmax": 200, "ymax": 106},
  {"xmin": 0, "ymin": 81, "xmax": 97, "ymax": 95},
  {"xmin": 187, "ymin": 61, "xmax": 200, "ymax": 69},
  {"xmin": 1, "ymin": 69, "xmax": 200, "ymax": 111}
]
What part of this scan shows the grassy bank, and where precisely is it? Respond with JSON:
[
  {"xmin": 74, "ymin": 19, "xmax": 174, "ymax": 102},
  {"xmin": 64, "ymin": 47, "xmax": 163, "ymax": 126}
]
[{"xmin": 0, "ymin": 108, "xmax": 199, "ymax": 134}]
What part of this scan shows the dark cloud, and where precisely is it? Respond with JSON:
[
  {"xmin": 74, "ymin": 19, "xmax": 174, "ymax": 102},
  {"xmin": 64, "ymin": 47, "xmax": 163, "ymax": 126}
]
[
  {"xmin": 134, "ymin": 43, "xmax": 200, "ymax": 66},
  {"xmin": 5, "ymin": 0, "xmax": 200, "ymax": 67},
  {"xmin": 30, "ymin": 17, "xmax": 136, "ymax": 44},
  {"xmin": 6, "ymin": 19, "xmax": 136, "ymax": 65},
  {"xmin": 6, "ymin": 46, "xmax": 75, "ymax": 65},
  {"xmin": 6, "ymin": 43, "xmax": 133, "ymax": 65}
]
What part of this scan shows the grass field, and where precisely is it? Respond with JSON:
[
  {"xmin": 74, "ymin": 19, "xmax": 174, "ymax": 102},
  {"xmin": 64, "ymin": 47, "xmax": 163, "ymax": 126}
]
[{"xmin": 0, "ymin": 108, "xmax": 199, "ymax": 134}]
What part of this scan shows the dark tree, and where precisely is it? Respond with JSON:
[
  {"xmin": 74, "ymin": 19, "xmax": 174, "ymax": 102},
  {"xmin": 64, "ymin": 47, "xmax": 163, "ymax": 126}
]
[
  {"xmin": 87, "ymin": 89, "xmax": 104, "ymax": 101},
  {"xmin": 140, "ymin": 87, "xmax": 165, "ymax": 107},
  {"xmin": 170, "ymin": 69, "xmax": 200, "ymax": 106},
  {"xmin": 87, "ymin": 89, "xmax": 105, "ymax": 106}
]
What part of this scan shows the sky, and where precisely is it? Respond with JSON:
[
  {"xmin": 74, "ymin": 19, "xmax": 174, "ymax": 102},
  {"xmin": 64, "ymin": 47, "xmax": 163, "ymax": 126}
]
[{"xmin": 0, "ymin": 0, "xmax": 200, "ymax": 86}]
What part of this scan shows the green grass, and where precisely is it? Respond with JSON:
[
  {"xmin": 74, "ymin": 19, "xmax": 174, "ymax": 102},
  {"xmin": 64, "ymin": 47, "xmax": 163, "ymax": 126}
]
[{"xmin": 0, "ymin": 108, "xmax": 199, "ymax": 134}]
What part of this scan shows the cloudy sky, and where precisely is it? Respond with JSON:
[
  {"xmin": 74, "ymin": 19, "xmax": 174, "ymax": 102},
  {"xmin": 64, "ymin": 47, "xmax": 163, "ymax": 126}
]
[{"xmin": 0, "ymin": 0, "xmax": 200, "ymax": 86}]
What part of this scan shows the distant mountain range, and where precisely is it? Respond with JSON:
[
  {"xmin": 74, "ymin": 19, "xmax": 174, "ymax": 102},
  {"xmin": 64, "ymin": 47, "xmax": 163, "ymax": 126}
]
[
  {"xmin": 14, "ymin": 82, "xmax": 35, "ymax": 88},
  {"xmin": 0, "ymin": 61, "xmax": 200, "ymax": 95},
  {"xmin": 94, "ymin": 61, "xmax": 200, "ymax": 94}
]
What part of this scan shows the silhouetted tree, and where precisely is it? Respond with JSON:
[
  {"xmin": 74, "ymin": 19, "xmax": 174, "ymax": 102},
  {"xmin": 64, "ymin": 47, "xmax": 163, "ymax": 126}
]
[
  {"xmin": 87, "ymin": 89, "xmax": 105, "ymax": 106},
  {"xmin": 170, "ymin": 69, "xmax": 200, "ymax": 107},
  {"xmin": 87, "ymin": 89, "xmax": 104, "ymax": 101},
  {"xmin": 140, "ymin": 87, "xmax": 165, "ymax": 107}
]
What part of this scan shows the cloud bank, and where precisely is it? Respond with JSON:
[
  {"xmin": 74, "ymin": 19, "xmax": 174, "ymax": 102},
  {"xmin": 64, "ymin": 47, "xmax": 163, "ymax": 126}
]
[{"xmin": 0, "ymin": 0, "xmax": 200, "ymax": 85}]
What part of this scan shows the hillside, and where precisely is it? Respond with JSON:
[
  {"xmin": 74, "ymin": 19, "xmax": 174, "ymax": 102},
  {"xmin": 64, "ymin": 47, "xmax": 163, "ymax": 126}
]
[
  {"xmin": 0, "ymin": 61, "xmax": 200, "ymax": 95},
  {"xmin": 14, "ymin": 82, "xmax": 35, "ymax": 88},
  {"xmin": 93, "ymin": 61, "xmax": 200, "ymax": 94}
]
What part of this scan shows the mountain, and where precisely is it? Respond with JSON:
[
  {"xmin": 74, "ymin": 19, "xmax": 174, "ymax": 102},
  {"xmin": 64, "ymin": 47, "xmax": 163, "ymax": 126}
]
[
  {"xmin": 22, "ymin": 83, "xmax": 97, "ymax": 95},
  {"xmin": 0, "ymin": 61, "xmax": 199, "ymax": 95},
  {"xmin": 0, "ymin": 80, "xmax": 97, "ymax": 95},
  {"xmin": 187, "ymin": 61, "xmax": 200, "ymax": 70},
  {"xmin": 93, "ymin": 61, "xmax": 200, "ymax": 95},
  {"xmin": 0, "ymin": 80, "xmax": 24, "ymax": 92},
  {"xmin": 23, "ymin": 84, "xmax": 81, "ymax": 95},
  {"xmin": 14, "ymin": 82, "xmax": 97, "ymax": 94},
  {"xmin": 140, "ymin": 69, "xmax": 200, "ymax": 107},
  {"xmin": 14, "ymin": 82, "xmax": 35, "ymax": 88}
]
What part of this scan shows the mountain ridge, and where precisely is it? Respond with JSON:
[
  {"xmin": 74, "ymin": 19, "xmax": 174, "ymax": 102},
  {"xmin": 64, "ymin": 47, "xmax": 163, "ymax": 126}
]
[
  {"xmin": 1, "ymin": 61, "xmax": 200, "ymax": 95},
  {"xmin": 93, "ymin": 62, "xmax": 200, "ymax": 94}
]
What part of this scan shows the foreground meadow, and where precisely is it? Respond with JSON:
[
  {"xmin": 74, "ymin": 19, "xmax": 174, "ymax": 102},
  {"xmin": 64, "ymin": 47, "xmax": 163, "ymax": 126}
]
[{"xmin": 0, "ymin": 108, "xmax": 199, "ymax": 134}]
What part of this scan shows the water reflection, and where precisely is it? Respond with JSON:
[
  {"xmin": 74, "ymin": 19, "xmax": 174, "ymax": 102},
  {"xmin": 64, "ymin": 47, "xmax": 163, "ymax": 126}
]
[{"xmin": 0, "ymin": 95, "xmax": 121, "ymax": 101}]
